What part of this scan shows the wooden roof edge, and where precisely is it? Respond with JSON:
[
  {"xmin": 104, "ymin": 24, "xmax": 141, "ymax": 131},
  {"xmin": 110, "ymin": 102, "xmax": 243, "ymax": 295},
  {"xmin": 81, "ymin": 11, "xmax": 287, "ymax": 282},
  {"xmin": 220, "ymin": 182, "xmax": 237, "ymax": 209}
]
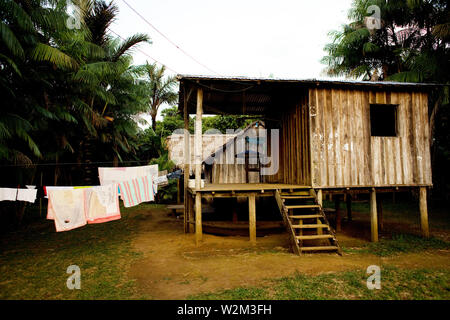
[{"xmin": 177, "ymin": 74, "xmax": 444, "ymax": 90}]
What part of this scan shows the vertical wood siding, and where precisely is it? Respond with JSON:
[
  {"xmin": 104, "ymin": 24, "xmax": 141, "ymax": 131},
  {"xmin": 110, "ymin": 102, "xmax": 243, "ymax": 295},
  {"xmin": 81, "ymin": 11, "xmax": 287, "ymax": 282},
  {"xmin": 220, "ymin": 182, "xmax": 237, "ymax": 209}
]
[
  {"xmin": 265, "ymin": 95, "xmax": 311, "ymax": 185},
  {"xmin": 309, "ymin": 88, "xmax": 432, "ymax": 188}
]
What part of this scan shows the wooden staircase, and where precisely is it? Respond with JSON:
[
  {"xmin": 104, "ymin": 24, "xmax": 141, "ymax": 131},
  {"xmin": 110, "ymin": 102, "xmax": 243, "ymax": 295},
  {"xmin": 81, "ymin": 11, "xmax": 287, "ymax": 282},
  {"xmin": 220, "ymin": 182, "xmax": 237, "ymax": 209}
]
[{"xmin": 275, "ymin": 188, "xmax": 342, "ymax": 255}]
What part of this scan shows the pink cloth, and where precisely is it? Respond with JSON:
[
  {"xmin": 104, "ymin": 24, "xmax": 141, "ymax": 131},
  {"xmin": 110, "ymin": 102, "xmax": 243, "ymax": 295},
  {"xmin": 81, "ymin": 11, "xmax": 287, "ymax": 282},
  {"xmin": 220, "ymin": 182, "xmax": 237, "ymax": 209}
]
[
  {"xmin": 46, "ymin": 185, "xmax": 121, "ymax": 231},
  {"xmin": 85, "ymin": 184, "xmax": 121, "ymax": 224},
  {"xmin": 118, "ymin": 176, "xmax": 154, "ymax": 208}
]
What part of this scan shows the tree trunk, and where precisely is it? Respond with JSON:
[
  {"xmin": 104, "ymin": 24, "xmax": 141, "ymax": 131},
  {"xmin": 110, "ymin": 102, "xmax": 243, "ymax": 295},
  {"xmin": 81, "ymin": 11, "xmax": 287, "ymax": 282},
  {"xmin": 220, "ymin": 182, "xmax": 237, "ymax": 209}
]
[{"xmin": 151, "ymin": 112, "xmax": 157, "ymax": 131}]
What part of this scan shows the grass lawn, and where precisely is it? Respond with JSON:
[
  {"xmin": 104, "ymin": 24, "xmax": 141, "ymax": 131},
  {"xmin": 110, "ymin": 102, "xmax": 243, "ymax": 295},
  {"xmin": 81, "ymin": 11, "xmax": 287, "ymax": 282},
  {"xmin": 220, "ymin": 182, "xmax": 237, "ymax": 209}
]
[
  {"xmin": 0, "ymin": 204, "xmax": 163, "ymax": 300},
  {"xmin": 189, "ymin": 266, "xmax": 450, "ymax": 300},
  {"xmin": 0, "ymin": 200, "xmax": 449, "ymax": 300}
]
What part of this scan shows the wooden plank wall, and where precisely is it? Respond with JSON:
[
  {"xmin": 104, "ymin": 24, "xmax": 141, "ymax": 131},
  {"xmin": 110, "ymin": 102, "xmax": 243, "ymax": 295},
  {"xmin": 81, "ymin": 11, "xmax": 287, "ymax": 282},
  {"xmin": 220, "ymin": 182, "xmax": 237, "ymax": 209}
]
[
  {"xmin": 265, "ymin": 95, "xmax": 311, "ymax": 185},
  {"xmin": 309, "ymin": 88, "xmax": 432, "ymax": 188},
  {"xmin": 207, "ymin": 124, "xmax": 264, "ymax": 184}
]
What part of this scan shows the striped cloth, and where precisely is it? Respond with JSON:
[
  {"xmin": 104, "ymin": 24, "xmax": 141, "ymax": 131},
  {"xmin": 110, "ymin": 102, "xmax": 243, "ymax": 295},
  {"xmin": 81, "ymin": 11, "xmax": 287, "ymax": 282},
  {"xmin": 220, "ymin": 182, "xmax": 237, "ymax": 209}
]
[{"xmin": 118, "ymin": 176, "xmax": 155, "ymax": 208}]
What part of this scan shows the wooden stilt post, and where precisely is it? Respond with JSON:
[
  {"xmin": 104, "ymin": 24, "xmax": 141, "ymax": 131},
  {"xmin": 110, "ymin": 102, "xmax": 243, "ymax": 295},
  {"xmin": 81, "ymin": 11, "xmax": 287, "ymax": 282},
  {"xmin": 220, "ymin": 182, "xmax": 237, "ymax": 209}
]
[
  {"xmin": 335, "ymin": 195, "xmax": 341, "ymax": 232},
  {"xmin": 194, "ymin": 88, "xmax": 203, "ymax": 244},
  {"xmin": 316, "ymin": 190, "xmax": 323, "ymax": 235},
  {"xmin": 317, "ymin": 189, "xmax": 323, "ymax": 206},
  {"xmin": 183, "ymin": 88, "xmax": 191, "ymax": 233},
  {"xmin": 177, "ymin": 179, "xmax": 181, "ymax": 204},
  {"xmin": 419, "ymin": 187, "xmax": 429, "ymax": 238},
  {"xmin": 377, "ymin": 197, "xmax": 383, "ymax": 231},
  {"xmin": 195, "ymin": 88, "xmax": 203, "ymax": 190},
  {"xmin": 189, "ymin": 193, "xmax": 194, "ymax": 233},
  {"xmin": 346, "ymin": 193, "xmax": 352, "ymax": 222},
  {"xmin": 249, "ymin": 193, "xmax": 256, "ymax": 244},
  {"xmin": 195, "ymin": 193, "xmax": 202, "ymax": 244},
  {"xmin": 370, "ymin": 188, "xmax": 378, "ymax": 242}
]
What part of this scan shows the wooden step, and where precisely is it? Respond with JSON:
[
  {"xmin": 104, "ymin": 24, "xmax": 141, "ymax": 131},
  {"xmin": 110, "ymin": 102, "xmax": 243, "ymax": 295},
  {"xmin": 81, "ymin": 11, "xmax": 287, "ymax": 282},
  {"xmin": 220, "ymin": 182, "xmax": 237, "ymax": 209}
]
[
  {"xmin": 296, "ymin": 234, "xmax": 334, "ymax": 240},
  {"xmin": 281, "ymin": 195, "xmax": 314, "ymax": 199},
  {"xmin": 280, "ymin": 191, "xmax": 310, "ymax": 196},
  {"xmin": 291, "ymin": 224, "xmax": 329, "ymax": 229},
  {"xmin": 289, "ymin": 214, "xmax": 322, "ymax": 219},
  {"xmin": 300, "ymin": 246, "xmax": 339, "ymax": 252},
  {"xmin": 285, "ymin": 204, "xmax": 320, "ymax": 210}
]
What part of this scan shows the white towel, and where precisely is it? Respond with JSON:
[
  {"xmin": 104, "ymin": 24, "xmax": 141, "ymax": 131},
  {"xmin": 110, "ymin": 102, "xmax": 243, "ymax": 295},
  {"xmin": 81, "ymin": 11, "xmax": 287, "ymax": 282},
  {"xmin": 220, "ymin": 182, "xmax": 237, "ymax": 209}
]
[
  {"xmin": 85, "ymin": 184, "xmax": 121, "ymax": 224},
  {"xmin": 47, "ymin": 188, "xmax": 87, "ymax": 232},
  {"xmin": 98, "ymin": 165, "xmax": 158, "ymax": 193},
  {"xmin": 16, "ymin": 189, "xmax": 37, "ymax": 203},
  {"xmin": 0, "ymin": 188, "xmax": 17, "ymax": 201}
]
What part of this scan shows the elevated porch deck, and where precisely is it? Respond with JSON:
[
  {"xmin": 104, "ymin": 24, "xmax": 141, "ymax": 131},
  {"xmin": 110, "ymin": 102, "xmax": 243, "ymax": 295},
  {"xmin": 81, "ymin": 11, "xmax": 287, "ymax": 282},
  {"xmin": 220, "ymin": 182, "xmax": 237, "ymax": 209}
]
[{"xmin": 187, "ymin": 183, "xmax": 311, "ymax": 197}]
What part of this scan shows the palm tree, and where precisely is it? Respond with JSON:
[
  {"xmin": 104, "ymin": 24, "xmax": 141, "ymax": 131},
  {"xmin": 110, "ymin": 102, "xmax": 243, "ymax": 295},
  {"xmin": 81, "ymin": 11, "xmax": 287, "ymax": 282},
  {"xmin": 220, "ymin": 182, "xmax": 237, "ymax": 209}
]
[{"xmin": 137, "ymin": 62, "xmax": 178, "ymax": 131}]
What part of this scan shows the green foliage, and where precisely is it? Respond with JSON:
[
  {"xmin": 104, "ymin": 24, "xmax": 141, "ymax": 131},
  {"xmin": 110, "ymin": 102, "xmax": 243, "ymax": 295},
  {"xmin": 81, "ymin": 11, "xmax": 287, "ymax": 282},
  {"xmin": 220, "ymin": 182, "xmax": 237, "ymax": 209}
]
[
  {"xmin": 322, "ymin": 0, "xmax": 449, "ymax": 82},
  {"xmin": 202, "ymin": 115, "xmax": 257, "ymax": 133},
  {"xmin": 342, "ymin": 233, "xmax": 450, "ymax": 256},
  {"xmin": 134, "ymin": 62, "xmax": 178, "ymax": 131},
  {"xmin": 0, "ymin": 0, "xmax": 151, "ymax": 186}
]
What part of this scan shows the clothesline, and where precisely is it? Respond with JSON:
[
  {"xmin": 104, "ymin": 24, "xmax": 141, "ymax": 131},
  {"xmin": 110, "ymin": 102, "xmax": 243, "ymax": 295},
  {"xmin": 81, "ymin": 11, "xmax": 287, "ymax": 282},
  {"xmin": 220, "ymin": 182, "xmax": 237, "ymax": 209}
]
[
  {"xmin": 0, "ymin": 165, "xmax": 183, "ymax": 233},
  {"xmin": 0, "ymin": 159, "xmax": 156, "ymax": 168}
]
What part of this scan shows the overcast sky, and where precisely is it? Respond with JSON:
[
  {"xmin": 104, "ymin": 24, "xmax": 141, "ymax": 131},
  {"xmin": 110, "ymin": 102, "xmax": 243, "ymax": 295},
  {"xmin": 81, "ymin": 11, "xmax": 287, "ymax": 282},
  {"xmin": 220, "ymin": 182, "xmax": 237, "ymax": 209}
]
[{"xmin": 109, "ymin": 0, "xmax": 353, "ymax": 124}]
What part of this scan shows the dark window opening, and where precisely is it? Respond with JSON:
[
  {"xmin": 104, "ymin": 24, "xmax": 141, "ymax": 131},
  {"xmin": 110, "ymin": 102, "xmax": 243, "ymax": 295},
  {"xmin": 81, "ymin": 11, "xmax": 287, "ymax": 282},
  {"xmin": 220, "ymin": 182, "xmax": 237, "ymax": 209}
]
[{"xmin": 370, "ymin": 104, "xmax": 398, "ymax": 137}]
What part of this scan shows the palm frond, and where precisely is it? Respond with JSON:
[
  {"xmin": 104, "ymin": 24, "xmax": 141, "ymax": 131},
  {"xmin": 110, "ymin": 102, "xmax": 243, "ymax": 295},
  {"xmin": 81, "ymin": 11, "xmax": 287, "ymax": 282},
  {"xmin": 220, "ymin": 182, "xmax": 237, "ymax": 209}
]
[
  {"xmin": 0, "ymin": 22, "xmax": 25, "ymax": 59},
  {"xmin": 30, "ymin": 43, "xmax": 79, "ymax": 69}
]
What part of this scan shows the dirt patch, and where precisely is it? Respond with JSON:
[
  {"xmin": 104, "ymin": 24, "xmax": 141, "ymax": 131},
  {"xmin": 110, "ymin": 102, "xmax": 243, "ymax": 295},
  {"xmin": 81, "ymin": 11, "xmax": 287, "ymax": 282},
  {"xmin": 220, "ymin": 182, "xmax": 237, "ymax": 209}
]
[{"xmin": 128, "ymin": 208, "xmax": 450, "ymax": 299}]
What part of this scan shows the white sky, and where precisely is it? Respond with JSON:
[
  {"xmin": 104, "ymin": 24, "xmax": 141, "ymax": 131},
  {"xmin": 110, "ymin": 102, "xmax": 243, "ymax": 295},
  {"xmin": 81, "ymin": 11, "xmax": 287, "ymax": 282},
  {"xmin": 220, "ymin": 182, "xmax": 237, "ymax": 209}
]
[{"xmin": 110, "ymin": 0, "xmax": 353, "ymax": 125}]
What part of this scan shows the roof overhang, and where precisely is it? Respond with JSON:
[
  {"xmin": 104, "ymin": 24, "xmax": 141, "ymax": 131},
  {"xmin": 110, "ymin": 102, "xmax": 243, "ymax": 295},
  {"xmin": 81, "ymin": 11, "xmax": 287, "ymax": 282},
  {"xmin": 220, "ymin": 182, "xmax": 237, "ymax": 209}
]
[{"xmin": 178, "ymin": 74, "xmax": 439, "ymax": 116}]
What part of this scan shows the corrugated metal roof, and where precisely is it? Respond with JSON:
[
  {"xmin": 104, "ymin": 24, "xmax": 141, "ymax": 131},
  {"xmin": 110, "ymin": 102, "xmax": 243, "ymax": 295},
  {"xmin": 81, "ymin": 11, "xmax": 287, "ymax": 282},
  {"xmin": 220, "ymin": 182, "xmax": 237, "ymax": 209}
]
[{"xmin": 177, "ymin": 74, "xmax": 439, "ymax": 88}]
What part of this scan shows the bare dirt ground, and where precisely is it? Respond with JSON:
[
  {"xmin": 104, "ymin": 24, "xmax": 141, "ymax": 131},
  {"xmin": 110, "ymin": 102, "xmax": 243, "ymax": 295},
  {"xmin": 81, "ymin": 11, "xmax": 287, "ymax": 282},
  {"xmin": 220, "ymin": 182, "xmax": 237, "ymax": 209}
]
[{"xmin": 128, "ymin": 208, "xmax": 450, "ymax": 299}]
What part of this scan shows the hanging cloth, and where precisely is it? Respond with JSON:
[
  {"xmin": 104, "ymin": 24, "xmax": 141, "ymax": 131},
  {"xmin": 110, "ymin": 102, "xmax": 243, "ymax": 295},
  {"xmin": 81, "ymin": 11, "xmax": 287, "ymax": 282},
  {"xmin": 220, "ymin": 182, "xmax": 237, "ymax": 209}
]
[
  {"xmin": 16, "ymin": 189, "xmax": 37, "ymax": 203},
  {"xmin": 0, "ymin": 188, "xmax": 17, "ymax": 201},
  {"xmin": 47, "ymin": 188, "xmax": 87, "ymax": 232},
  {"xmin": 98, "ymin": 165, "xmax": 158, "ymax": 193},
  {"xmin": 118, "ymin": 176, "xmax": 155, "ymax": 208},
  {"xmin": 85, "ymin": 184, "xmax": 121, "ymax": 224}
]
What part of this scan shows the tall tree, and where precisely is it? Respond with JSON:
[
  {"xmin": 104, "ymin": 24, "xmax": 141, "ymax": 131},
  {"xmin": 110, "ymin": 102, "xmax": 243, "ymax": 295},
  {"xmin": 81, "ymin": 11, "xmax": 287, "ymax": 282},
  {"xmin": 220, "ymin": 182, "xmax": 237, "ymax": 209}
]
[{"xmin": 137, "ymin": 62, "xmax": 178, "ymax": 131}]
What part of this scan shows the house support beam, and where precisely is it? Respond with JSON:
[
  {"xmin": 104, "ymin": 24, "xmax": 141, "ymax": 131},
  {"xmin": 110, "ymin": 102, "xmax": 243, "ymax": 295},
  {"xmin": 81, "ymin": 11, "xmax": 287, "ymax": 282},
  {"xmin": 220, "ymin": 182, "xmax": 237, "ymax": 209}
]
[
  {"xmin": 317, "ymin": 189, "xmax": 323, "ymax": 206},
  {"xmin": 248, "ymin": 193, "xmax": 256, "ymax": 244},
  {"xmin": 370, "ymin": 188, "xmax": 378, "ymax": 242},
  {"xmin": 195, "ymin": 193, "xmax": 202, "ymax": 245},
  {"xmin": 377, "ymin": 197, "xmax": 383, "ymax": 231},
  {"xmin": 346, "ymin": 193, "xmax": 352, "ymax": 222},
  {"xmin": 183, "ymin": 88, "xmax": 192, "ymax": 233},
  {"xmin": 194, "ymin": 88, "xmax": 203, "ymax": 244},
  {"xmin": 335, "ymin": 195, "xmax": 341, "ymax": 232},
  {"xmin": 419, "ymin": 187, "xmax": 429, "ymax": 238}
]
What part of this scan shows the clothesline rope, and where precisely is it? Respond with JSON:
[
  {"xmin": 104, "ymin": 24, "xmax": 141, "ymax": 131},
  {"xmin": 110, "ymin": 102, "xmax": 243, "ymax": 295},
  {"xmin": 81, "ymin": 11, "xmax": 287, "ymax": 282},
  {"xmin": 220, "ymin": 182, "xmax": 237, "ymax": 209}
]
[{"xmin": 0, "ymin": 160, "xmax": 155, "ymax": 168}]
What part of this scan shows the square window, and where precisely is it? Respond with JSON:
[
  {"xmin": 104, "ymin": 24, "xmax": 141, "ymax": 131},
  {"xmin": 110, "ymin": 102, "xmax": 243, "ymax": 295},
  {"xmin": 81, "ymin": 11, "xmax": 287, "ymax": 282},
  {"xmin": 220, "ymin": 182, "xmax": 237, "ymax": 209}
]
[{"xmin": 370, "ymin": 104, "xmax": 398, "ymax": 137}]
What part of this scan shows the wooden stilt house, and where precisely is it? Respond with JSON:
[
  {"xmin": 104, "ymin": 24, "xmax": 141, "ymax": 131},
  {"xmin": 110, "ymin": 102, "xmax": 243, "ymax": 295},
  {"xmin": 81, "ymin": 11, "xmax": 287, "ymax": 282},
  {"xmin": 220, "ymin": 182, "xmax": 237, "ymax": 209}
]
[{"xmin": 178, "ymin": 75, "xmax": 434, "ymax": 254}]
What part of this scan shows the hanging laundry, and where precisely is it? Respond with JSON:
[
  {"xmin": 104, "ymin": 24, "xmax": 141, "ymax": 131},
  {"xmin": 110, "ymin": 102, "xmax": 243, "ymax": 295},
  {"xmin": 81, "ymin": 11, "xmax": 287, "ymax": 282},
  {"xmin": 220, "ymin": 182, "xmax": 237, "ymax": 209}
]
[
  {"xmin": 47, "ymin": 188, "xmax": 87, "ymax": 232},
  {"xmin": 45, "ymin": 186, "xmax": 76, "ymax": 218},
  {"xmin": 154, "ymin": 175, "xmax": 168, "ymax": 185},
  {"xmin": 98, "ymin": 164, "xmax": 159, "ymax": 193},
  {"xmin": 16, "ymin": 188, "xmax": 37, "ymax": 203},
  {"xmin": 118, "ymin": 176, "xmax": 154, "ymax": 208},
  {"xmin": 167, "ymin": 170, "xmax": 182, "ymax": 180},
  {"xmin": 0, "ymin": 188, "xmax": 17, "ymax": 201},
  {"xmin": 85, "ymin": 184, "xmax": 121, "ymax": 224}
]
